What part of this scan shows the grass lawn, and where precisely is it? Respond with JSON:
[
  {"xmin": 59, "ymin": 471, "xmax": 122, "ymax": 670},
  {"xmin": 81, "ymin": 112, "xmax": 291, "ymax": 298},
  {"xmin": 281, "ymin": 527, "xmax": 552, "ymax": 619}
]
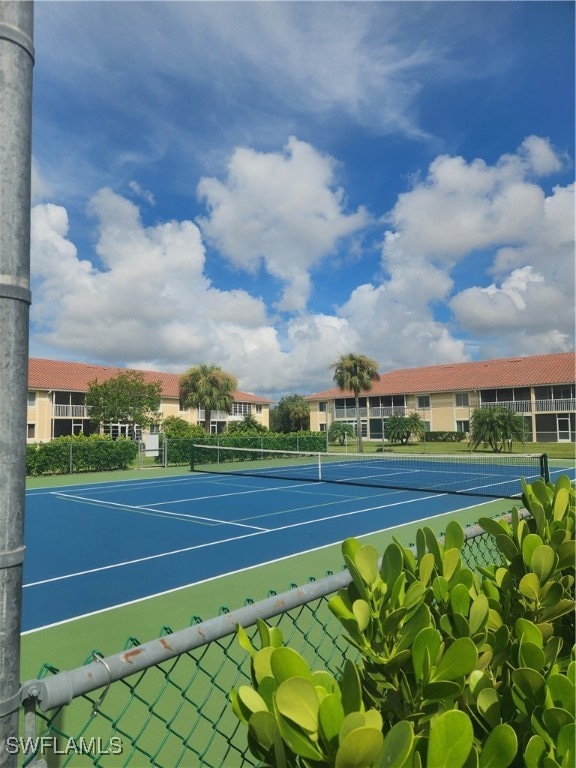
[{"xmin": 329, "ymin": 439, "xmax": 575, "ymax": 461}]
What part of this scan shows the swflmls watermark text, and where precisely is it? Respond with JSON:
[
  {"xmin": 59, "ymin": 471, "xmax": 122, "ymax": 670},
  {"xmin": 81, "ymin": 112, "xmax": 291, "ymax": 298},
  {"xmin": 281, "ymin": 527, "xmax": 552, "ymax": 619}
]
[{"xmin": 5, "ymin": 736, "xmax": 124, "ymax": 756}]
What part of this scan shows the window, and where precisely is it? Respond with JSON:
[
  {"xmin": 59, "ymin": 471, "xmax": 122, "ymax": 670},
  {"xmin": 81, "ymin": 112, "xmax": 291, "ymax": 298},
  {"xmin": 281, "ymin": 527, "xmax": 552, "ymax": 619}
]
[
  {"xmin": 455, "ymin": 393, "xmax": 469, "ymax": 407},
  {"xmin": 456, "ymin": 420, "xmax": 470, "ymax": 433},
  {"xmin": 255, "ymin": 404, "xmax": 262, "ymax": 414},
  {"xmin": 535, "ymin": 385, "xmax": 575, "ymax": 400},
  {"xmin": 319, "ymin": 402, "xmax": 327, "ymax": 412},
  {"xmin": 27, "ymin": 391, "xmax": 36, "ymax": 407},
  {"xmin": 343, "ymin": 420, "xmax": 367, "ymax": 437},
  {"xmin": 232, "ymin": 403, "xmax": 252, "ymax": 415},
  {"xmin": 417, "ymin": 395, "xmax": 430, "ymax": 409},
  {"xmin": 179, "ymin": 398, "xmax": 188, "ymax": 412},
  {"xmin": 27, "ymin": 423, "xmax": 35, "ymax": 439}
]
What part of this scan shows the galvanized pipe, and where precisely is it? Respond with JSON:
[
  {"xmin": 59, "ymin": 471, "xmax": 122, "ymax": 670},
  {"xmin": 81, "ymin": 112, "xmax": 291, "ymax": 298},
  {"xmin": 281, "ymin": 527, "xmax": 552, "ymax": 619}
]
[{"xmin": 0, "ymin": 2, "xmax": 34, "ymax": 765}]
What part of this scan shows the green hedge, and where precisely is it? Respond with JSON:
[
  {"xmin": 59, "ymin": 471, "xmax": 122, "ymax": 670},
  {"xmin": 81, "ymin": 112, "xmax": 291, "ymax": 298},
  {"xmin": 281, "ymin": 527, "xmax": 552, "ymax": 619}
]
[
  {"xmin": 191, "ymin": 432, "xmax": 326, "ymax": 467},
  {"xmin": 193, "ymin": 432, "xmax": 326, "ymax": 452},
  {"xmin": 424, "ymin": 430, "xmax": 466, "ymax": 443},
  {"xmin": 26, "ymin": 436, "xmax": 138, "ymax": 476},
  {"xmin": 157, "ymin": 436, "xmax": 197, "ymax": 466}
]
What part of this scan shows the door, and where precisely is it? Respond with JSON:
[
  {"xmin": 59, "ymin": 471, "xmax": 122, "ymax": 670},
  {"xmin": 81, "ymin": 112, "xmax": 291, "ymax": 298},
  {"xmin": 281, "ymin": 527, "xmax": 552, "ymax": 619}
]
[{"xmin": 557, "ymin": 415, "xmax": 571, "ymax": 442}]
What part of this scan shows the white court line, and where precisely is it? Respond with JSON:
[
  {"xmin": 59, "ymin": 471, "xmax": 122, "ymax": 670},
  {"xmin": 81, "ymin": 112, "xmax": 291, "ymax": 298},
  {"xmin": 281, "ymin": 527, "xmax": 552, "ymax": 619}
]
[
  {"xmin": 51, "ymin": 492, "xmax": 268, "ymax": 531},
  {"xmin": 26, "ymin": 471, "xmax": 249, "ymax": 497},
  {"xmin": 141, "ymin": 481, "xmax": 330, "ymax": 506},
  {"xmin": 24, "ymin": 491, "xmax": 445, "ymax": 588}
]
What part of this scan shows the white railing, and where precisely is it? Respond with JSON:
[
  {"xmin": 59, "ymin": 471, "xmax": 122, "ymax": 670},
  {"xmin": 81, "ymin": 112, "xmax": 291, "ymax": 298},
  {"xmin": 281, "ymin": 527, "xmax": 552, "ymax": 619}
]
[
  {"xmin": 52, "ymin": 404, "xmax": 92, "ymax": 418},
  {"xmin": 480, "ymin": 400, "xmax": 532, "ymax": 413},
  {"xmin": 334, "ymin": 407, "xmax": 368, "ymax": 419},
  {"xmin": 197, "ymin": 409, "xmax": 232, "ymax": 421},
  {"xmin": 480, "ymin": 399, "xmax": 575, "ymax": 413},
  {"xmin": 369, "ymin": 406, "xmax": 408, "ymax": 418},
  {"xmin": 534, "ymin": 398, "xmax": 576, "ymax": 412}
]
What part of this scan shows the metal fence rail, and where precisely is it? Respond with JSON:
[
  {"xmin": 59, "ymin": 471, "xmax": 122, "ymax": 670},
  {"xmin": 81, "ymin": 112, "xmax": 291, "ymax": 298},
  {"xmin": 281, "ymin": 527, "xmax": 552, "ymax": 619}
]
[{"xmin": 17, "ymin": 523, "xmax": 509, "ymax": 768}]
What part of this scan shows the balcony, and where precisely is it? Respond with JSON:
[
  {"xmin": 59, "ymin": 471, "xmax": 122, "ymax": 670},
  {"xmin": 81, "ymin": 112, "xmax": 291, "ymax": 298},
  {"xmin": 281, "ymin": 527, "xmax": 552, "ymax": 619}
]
[
  {"xmin": 334, "ymin": 407, "xmax": 368, "ymax": 420},
  {"xmin": 53, "ymin": 404, "xmax": 92, "ymax": 419},
  {"xmin": 480, "ymin": 399, "xmax": 575, "ymax": 414},
  {"xmin": 196, "ymin": 409, "xmax": 232, "ymax": 421},
  {"xmin": 369, "ymin": 406, "xmax": 408, "ymax": 418},
  {"xmin": 480, "ymin": 400, "xmax": 532, "ymax": 413},
  {"xmin": 534, "ymin": 398, "xmax": 576, "ymax": 413},
  {"xmin": 334, "ymin": 406, "xmax": 408, "ymax": 420}
]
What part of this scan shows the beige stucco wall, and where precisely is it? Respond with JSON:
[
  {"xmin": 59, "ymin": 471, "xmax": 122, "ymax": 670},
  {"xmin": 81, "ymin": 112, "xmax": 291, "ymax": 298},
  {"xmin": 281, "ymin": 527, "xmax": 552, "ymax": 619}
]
[
  {"xmin": 308, "ymin": 390, "xmax": 485, "ymax": 439},
  {"xmin": 27, "ymin": 390, "xmax": 270, "ymax": 442},
  {"xmin": 27, "ymin": 390, "xmax": 53, "ymax": 442}
]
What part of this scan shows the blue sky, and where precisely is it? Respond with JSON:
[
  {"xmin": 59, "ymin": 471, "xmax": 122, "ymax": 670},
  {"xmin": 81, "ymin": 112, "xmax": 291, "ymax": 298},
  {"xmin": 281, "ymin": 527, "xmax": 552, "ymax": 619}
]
[{"xmin": 30, "ymin": 1, "xmax": 575, "ymax": 398}]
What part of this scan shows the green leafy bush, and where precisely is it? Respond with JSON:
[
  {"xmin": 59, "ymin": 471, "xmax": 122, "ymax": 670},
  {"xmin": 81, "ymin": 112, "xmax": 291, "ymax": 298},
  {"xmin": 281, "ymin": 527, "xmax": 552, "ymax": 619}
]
[
  {"xmin": 26, "ymin": 435, "xmax": 138, "ymax": 475},
  {"xmin": 424, "ymin": 431, "xmax": 466, "ymax": 443},
  {"xmin": 231, "ymin": 475, "xmax": 575, "ymax": 767},
  {"xmin": 193, "ymin": 432, "xmax": 326, "ymax": 458}
]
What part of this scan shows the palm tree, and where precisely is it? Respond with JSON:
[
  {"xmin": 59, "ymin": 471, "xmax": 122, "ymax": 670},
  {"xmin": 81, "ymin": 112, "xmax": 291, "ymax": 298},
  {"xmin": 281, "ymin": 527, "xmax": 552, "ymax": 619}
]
[
  {"xmin": 328, "ymin": 421, "xmax": 355, "ymax": 447},
  {"xmin": 384, "ymin": 415, "xmax": 412, "ymax": 445},
  {"xmin": 227, "ymin": 413, "xmax": 267, "ymax": 434},
  {"xmin": 406, "ymin": 411, "xmax": 426, "ymax": 443},
  {"xmin": 470, "ymin": 406, "xmax": 526, "ymax": 452},
  {"xmin": 331, "ymin": 353, "xmax": 380, "ymax": 452},
  {"xmin": 179, "ymin": 364, "xmax": 238, "ymax": 434}
]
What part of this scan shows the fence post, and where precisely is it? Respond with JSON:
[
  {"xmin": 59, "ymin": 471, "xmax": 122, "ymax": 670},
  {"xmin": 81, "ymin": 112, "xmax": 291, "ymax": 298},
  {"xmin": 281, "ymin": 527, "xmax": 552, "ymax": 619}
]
[{"xmin": 0, "ymin": 2, "xmax": 34, "ymax": 765}]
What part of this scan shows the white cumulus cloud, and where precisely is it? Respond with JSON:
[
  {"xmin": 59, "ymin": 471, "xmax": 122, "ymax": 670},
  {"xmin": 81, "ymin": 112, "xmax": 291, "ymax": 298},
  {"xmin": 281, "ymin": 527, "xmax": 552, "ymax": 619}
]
[
  {"xmin": 29, "ymin": 135, "xmax": 574, "ymax": 396},
  {"xmin": 197, "ymin": 137, "xmax": 368, "ymax": 312}
]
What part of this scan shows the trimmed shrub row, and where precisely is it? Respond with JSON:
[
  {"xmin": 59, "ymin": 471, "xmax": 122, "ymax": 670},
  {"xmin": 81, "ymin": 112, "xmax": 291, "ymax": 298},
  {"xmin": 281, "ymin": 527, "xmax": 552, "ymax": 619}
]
[
  {"xmin": 193, "ymin": 432, "xmax": 327, "ymax": 453},
  {"xmin": 26, "ymin": 436, "xmax": 138, "ymax": 476},
  {"xmin": 424, "ymin": 430, "xmax": 466, "ymax": 442}
]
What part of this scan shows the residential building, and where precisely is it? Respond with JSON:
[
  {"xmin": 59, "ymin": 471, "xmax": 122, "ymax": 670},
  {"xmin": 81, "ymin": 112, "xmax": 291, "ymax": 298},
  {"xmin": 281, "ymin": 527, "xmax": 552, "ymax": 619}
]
[
  {"xmin": 27, "ymin": 358, "xmax": 272, "ymax": 443},
  {"xmin": 306, "ymin": 352, "xmax": 576, "ymax": 444}
]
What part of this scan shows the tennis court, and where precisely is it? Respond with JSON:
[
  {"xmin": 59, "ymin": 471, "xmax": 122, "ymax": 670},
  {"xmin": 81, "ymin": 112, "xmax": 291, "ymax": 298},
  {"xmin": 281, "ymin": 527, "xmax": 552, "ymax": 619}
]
[{"xmin": 23, "ymin": 449, "xmax": 560, "ymax": 634}]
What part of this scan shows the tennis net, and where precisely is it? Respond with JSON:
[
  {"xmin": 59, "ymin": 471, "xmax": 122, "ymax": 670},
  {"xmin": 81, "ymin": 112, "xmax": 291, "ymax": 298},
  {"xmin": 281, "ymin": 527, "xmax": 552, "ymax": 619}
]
[{"xmin": 191, "ymin": 444, "xmax": 548, "ymax": 499}]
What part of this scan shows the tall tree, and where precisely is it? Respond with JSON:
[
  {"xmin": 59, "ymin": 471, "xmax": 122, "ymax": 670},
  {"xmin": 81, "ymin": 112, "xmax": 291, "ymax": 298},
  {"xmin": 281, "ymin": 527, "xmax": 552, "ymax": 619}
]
[
  {"xmin": 470, "ymin": 406, "xmax": 526, "ymax": 452},
  {"xmin": 270, "ymin": 394, "xmax": 310, "ymax": 433},
  {"xmin": 331, "ymin": 353, "xmax": 380, "ymax": 452},
  {"xmin": 86, "ymin": 370, "xmax": 162, "ymax": 436},
  {"xmin": 179, "ymin": 364, "xmax": 238, "ymax": 434}
]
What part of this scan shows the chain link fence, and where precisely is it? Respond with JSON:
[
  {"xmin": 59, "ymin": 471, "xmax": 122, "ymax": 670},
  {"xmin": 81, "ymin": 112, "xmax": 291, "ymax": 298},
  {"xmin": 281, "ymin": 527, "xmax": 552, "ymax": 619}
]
[{"xmin": 13, "ymin": 518, "xmax": 516, "ymax": 768}]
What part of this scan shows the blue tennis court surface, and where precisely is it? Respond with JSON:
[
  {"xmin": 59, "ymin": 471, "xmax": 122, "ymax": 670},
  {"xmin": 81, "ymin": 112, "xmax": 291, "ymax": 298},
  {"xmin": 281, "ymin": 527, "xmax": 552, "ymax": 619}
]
[{"xmin": 22, "ymin": 464, "xmax": 556, "ymax": 632}]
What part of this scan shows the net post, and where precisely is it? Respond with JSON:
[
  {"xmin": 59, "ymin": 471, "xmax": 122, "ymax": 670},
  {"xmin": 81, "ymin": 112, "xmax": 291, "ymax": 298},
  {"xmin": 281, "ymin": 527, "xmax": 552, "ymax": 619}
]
[
  {"xmin": 540, "ymin": 454, "xmax": 550, "ymax": 483},
  {"xmin": 190, "ymin": 444, "xmax": 195, "ymax": 472},
  {"xmin": 318, "ymin": 452, "xmax": 322, "ymax": 481}
]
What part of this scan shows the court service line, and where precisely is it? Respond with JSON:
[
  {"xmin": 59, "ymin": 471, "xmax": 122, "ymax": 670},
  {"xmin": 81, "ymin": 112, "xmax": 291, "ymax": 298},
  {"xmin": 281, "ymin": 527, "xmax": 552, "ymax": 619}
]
[
  {"xmin": 142, "ymin": 480, "xmax": 330, "ymax": 506},
  {"xmin": 24, "ymin": 492, "xmax": 444, "ymax": 588},
  {"xmin": 51, "ymin": 492, "xmax": 269, "ymax": 531}
]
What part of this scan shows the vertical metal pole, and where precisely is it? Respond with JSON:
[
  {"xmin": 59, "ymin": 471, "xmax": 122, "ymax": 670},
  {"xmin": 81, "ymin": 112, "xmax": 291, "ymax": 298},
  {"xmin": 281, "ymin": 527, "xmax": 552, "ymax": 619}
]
[{"xmin": 0, "ymin": 2, "xmax": 34, "ymax": 766}]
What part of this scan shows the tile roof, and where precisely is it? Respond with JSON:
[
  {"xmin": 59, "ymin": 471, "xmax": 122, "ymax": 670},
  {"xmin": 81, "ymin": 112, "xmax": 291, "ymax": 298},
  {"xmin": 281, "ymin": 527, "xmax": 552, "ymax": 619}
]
[
  {"xmin": 28, "ymin": 358, "xmax": 272, "ymax": 404},
  {"xmin": 306, "ymin": 352, "xmax": 576, "ymax": 400}
]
